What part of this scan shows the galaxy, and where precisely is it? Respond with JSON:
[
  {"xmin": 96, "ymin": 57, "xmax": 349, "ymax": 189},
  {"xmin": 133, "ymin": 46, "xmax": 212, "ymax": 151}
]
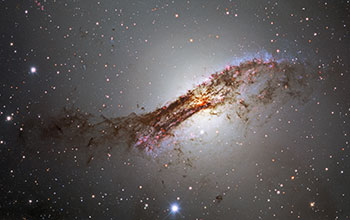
[{"xmin": 0, "ymin": 0, "xmax": 349, "ymax": 219}]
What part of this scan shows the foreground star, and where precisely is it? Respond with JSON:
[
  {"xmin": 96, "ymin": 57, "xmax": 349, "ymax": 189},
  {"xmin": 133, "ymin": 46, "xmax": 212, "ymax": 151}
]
[{"xmin": 171, "ymin": 204, "xmax": 179, "ymax": 213}]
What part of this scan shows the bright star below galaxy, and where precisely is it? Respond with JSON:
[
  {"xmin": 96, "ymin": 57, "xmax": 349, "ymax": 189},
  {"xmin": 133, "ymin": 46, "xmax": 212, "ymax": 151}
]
[{"xmin": 170, "ymin": 204, "xmax": 179, "ymax": 213}]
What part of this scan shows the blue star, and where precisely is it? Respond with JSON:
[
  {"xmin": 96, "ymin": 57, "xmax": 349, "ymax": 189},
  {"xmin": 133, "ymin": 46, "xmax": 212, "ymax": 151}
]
[{"xmin": 170, "ymin": 204, "xmax": 179, "ymax": 213}]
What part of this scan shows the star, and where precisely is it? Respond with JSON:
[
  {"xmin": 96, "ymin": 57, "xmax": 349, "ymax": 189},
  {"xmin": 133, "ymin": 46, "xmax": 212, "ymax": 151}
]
[
  {"xmin": 30, "ymin": 67, "xmax": 37, "ymax": 74},
  {"xmin": 170, "ymin": 204, "xmax": 179, "ymax": 213}
]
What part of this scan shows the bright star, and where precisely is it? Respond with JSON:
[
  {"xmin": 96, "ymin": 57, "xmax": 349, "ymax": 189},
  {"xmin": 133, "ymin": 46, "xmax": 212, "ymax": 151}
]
[
  {"xmin": 171, "ymin": 204, "xmax": 179, "ymax": 213},
  {"xmin": 30, "ymin": 67, "xmax": 37, "ymax": 74}
]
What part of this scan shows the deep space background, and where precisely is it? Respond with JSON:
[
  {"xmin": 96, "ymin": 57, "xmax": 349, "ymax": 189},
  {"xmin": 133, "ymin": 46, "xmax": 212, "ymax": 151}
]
[{"xmin": 0, "ymin": 0, "xmax": 350, "ymax": 219}]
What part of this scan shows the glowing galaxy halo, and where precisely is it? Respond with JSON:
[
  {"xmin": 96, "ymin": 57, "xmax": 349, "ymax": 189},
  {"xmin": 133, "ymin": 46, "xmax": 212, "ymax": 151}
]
[{"xmin": 20, "ymin": 58, "xmax": 315, "ymax": 162}]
